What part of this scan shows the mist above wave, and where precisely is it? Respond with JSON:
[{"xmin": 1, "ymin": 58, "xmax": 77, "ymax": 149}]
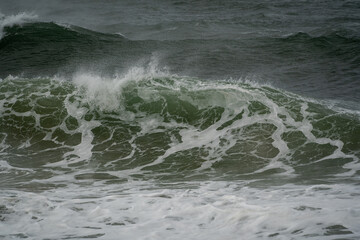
[{"xmin": 0, "ymin": 12, "xmax": 37, "ymax": 38}]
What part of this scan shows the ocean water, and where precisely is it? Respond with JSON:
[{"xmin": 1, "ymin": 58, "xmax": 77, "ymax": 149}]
[{"xmin": 0, "ymin": 1, "xmax": 360, "ymax": 239}]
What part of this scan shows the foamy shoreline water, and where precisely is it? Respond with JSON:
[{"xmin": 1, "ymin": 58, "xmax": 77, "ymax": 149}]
[{"xmin": 1, "ymin": 181, "xmax": 359, "ymax": 240}]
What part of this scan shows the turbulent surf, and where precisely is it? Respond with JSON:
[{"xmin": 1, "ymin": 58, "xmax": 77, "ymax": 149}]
[{"xmin": 0, "ymin": 1, "xmax": 360, "ymax": 239}]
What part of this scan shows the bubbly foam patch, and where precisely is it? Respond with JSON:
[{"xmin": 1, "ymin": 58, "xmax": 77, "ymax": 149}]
[
  {"xmin": 0, "ymin": 181, "xmax": 359, "ymax": 240},
  {"xmin": 72, "ymin": 59, "xmax": 168, "ymax": 113}
]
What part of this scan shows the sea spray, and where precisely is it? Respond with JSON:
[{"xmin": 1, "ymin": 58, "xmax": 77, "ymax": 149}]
[{"xmin": 0, "ymin": 12, "xmax": 37, "ymax": 38}]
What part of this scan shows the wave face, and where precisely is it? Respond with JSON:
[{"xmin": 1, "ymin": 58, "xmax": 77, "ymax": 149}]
[{"xmin": 1, "ymin": 72, "xmax": 359, "ymax": 183}]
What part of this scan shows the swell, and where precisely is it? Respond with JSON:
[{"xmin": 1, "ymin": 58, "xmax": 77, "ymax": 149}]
[
  {"xmin": 281, "ymin": 31, "xmax": 360, "ymax": 61},
  {"xmin": 0, "ymin": 22, "xmax": 126, "ymax": 44},
  {"xmin": 0, "ymin": 21, "xmax": 130, "ymax": 78},
  {"xmin": 2, "ymin": 21, "xmax": 359, "ymax": 56},
  {"xmin": 1, "ymin": 20, "xmax": 359, "ymax": 76}
]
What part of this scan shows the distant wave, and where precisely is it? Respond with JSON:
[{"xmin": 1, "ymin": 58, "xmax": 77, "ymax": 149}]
[
  {"xmin": 0, "ymin": 18, "xmax": 130, "ymax": 78},
  {"xmin": 275, "ymin": 31, "xmax": 360, "ymax": 64},
  {"xmin": 1, "ymin": 19, "xmax": 359, "ymax": 77},
  {"xmin": 282, "ymin": 31, "xmax": 360, "ymax": 47},
  {"xmin": 0, "ymin": 20, "xmax": 125, "ymax": 44}
]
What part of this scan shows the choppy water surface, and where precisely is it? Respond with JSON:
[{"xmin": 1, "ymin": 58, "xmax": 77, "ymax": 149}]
[{"xmin": 0, "ymin": 1, "xmax": 360, "ymax": 239}]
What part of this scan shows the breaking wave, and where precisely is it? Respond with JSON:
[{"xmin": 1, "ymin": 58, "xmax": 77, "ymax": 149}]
[{"xmin": 1, "ymin": 66, "xmax": 359, "ymax": 184}]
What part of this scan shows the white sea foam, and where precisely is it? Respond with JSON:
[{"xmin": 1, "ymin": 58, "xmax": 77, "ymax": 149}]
[
  {"xmin": 1, "ymin": 181, "xmax": 359, "ymax": 240},
  {"xmin": 0, "ymin": 12, "xmax": 38, "ymax": 38},
  {"xmin": 72, "ymin": 57, "xmax": 167, "ymax": 113}
]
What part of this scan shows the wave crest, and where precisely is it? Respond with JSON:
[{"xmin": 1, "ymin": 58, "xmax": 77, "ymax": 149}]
[{"xmin": 0, "ymin": 12, "xmax": 38, "ymax": 38}]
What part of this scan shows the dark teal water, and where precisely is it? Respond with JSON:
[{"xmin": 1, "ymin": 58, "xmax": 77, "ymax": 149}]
[{"xmin": 0, "ymin": 1, "xmax": 360, "ymax": 239}]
